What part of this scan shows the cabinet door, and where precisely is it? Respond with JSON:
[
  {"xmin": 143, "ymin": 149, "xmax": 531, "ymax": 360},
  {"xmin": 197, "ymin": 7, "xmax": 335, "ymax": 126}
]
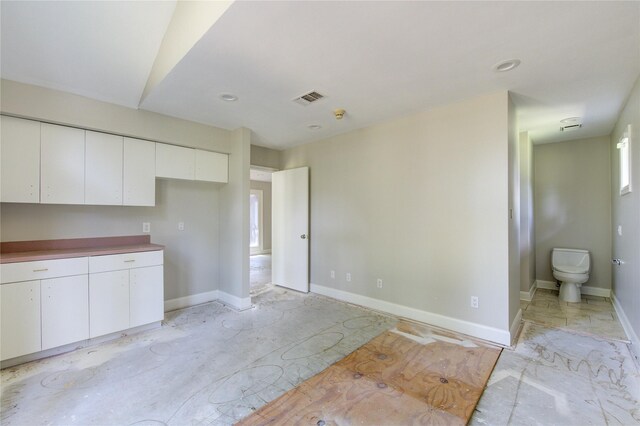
[
  {"xmin": 156, "ymin": 143, "xmax": 195, "ymax": 180},
  {"xmin": 0, "ymin": 281, "xmax": 41, "ymax": 361},
  {"xmin": 195, "ymin": 150, "xmax": 228, "ymax": 183},
  {"xmin": 41, "ymin": 123, "xmax": 85, "ymax": 204},
  {"xmin": 85, "ymin": 131, "xmax": 123, "ymax": 205},
  {"xmin": 123, "ymin": 138, "xmax": 155, "ymax": 206},
  {"xmin": 41, "ymin": 275, "xmax": 89, "ymax": 350},
  {"xmin": 1, "ymin": 116, "xmax": 41, "ymax": 203},
  {"xmin": 130, "ymin": 265, "xmax": 164, "ymax": 327},
  {"xmin": 89, "ymin": 270, "xmax": 129, "ymax": 338}
]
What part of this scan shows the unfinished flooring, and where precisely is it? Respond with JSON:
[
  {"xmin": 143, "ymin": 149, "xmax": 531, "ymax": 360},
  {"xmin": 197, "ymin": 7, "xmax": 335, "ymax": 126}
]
[
  {"xmin": 240, "ymin": 320, "xmax": 501, "ymax": 425},
  {"xmin": 250, "ymin": 254, "xmax": 272, "ymax": 290},
  {"xmin": 1, "ymin": 287, "xmax": 639, "ymax": 425}
]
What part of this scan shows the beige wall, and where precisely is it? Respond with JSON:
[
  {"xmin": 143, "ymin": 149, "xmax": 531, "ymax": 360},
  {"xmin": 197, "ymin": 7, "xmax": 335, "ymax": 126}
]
[
  {"xmin": 507, "ymin": 94, "xmax": 521, "ymax": 330},
  {"xmin": 250, "ymin": 180, "xmax": 272, "ymax": 252},
  {"xmin": 0, "ymin": 80, "xmax": 250, "ymax": 305},
  {"xmin": 534, "ymin": 136, "xmax": 612, "ymax": 289},
  {"xmin": 251, "ymin": 145, "xmax": 281, "ymax": 169},
  {"xmin": 610, "ymin": 74, "xmax": 640, "ymax": 356},
  {"xmin": 519, "ymin": 131, "xmax": 535, "ymax": 292},
  {"xmin": 281, "ymin": 91, "xmax": 512, "ymax": 342}
]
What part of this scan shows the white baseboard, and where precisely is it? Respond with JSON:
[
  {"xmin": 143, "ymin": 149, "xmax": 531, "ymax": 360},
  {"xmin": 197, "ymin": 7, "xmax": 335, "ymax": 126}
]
[
  {"xmin": 520, "ymin": 281, "xmax": 537, "ymax": 301},
  {"xmin": 218, "ymin": 290, "xmax": 252, "ymax": 311},
  {"xmin": 164, "ymin": 290, "xmax": 219, "ymax": 312},
  {"xmin": 535, "ymin": 279, "xmax": 611, "ymax": 298},
  {"xmin": 612, "ymin": 292, "xmax": 639, "ymax": 361},
  {"xmin": 165, "ymin": 289, "xmax": 252, "ymax": 312},
  {"xmin": 510, "ymin": 308, "xmax": 523, "ymax": 346},
  {"xmin": 310, "ymin": 283, "xmax": 511, "ymax": 346}
]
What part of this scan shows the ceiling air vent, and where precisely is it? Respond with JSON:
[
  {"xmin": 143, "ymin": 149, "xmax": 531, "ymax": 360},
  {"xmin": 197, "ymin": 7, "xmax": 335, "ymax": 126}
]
[
  {"xmin": 560, "ymin": 123, "xmax": 583, "ymax": 132},
  {"xmin": 292, "ymin": 91, "xmax": 325, "ymax": 106}
]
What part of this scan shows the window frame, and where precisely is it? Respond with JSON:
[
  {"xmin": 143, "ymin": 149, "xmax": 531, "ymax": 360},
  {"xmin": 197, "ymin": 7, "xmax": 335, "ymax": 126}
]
[{"xmin": 617, "ymin": 125, "xmax": 632, "ymax": 196}]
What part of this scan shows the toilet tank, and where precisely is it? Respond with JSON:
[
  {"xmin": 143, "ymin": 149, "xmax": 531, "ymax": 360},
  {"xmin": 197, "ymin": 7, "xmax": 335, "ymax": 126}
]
[{"xmin": 552, "ymin": 248, "xmax": 590, "ymax": 272}]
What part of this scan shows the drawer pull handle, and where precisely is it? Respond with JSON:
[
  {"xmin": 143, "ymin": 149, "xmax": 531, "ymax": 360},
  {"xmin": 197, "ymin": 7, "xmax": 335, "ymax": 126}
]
[
  {"xmin": 33, "ymin": 268, "xmax": 49, "ymax": 272},
  {"xmin": 124, "ymin": 260, "xmax": 136, "ymax": 263}
]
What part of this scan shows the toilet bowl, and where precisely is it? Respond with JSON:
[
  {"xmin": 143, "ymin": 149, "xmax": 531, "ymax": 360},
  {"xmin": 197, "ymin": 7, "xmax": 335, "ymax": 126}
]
[{"xmin": 551, "ymin": 248, "xmax": 590, "ymax": 303}]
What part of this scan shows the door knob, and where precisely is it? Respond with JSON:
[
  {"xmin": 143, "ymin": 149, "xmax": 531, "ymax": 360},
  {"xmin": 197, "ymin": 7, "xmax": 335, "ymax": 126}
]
[{"xmin": 300, "ymin": 234, "xmax": 307, "ymax": 240}]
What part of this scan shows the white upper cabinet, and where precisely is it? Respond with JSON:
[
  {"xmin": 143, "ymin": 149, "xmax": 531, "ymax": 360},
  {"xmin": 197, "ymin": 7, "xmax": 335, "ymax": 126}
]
[
  {"xmin": 123, "ymin": 138, "xmax": 155, "ymax": 206},
  {"xmin": 1, "ymin": 116, "xmax": 41, "ymax": 203},
  {"xmin": 156, "ymin": 143, "xmax": 195, "ymax": 180},
  {"xmin": 195, "ymin": 149, "xmax": 228, "ymax": 183},
  {"xmin": 41, "ymin": 123, "xmax": 85, "ymax": 204},
  {"xmin": 85, "ymin": 131, "xmax": 123, "ymax": 205}
]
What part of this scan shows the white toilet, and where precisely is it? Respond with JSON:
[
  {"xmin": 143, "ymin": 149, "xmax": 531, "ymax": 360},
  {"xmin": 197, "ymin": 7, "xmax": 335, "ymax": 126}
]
[{"xmin": 551, "ymin": 248, "xmax": 590, "ymax": 303}]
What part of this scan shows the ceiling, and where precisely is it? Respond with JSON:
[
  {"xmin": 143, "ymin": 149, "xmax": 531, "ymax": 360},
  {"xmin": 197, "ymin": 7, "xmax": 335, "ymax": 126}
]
[{"xmin": 2, "ymin": 1, "xmax": 639, "ymax": 149}]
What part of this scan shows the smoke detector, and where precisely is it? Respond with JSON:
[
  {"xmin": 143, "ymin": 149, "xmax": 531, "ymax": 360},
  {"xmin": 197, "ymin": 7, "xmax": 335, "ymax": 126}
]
[
  {"xmin": 334, "ymin": 109, "xmax": 346, "ymax": 120},
  {"xmin": 292, "ymin": 91, "xmax": 325, "ymax": 106}
]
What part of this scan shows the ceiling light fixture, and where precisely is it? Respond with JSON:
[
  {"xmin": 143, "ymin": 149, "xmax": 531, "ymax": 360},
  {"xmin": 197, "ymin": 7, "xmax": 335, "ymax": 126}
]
[
  {"xmin": 560, "ymin": 117, "xmax": 581, "ymax": 124},
  {"xmin": 308, "ymin": 124, "xmax": 322, "ymax": 130},
  {"xmin": 493, "ymin": 59, "xmax": 521, "ymax": 72},
  {"xmin": 220, "ymin": 94, "xmax": 238, "ymax": 102}
]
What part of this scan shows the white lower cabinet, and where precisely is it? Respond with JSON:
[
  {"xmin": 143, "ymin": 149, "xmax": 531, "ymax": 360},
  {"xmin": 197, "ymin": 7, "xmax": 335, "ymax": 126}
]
[
  {"xmin": 88, "ymin": 250, "xmax": 164, "ymax": 338},
  {"xmin": 42, "ymin": 275, "xmax": 89, "ymax": 350},
  {"xmin": 130, "ymin": 265, "xmax": 164, "ymax": 328},
  {"xmin": 0, "ymin": 250, "xmax": 163, "ymax": 363},
  {"xmin": 89, "ymin": 270, "xmax": 130, "ymax": 338},
  {"xmin": 0, "ymin": 281, "xmax": 41, "ymax": 361}
]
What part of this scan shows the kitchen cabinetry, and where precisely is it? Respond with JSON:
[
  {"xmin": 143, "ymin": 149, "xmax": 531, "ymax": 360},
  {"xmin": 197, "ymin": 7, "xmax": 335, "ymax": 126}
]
[
  {"xmin": 41, "ymin": 275, "xmax": 89, "ymax": 349},
  {"xmin": 0, "ymin": 246, "xmax": 163, "ymax": 363},
  {"xmin": 0, "ymin": 257, "xmax": 88, "ymax": 361},
  {"xmin": 41, "ymin": 123, "xmax": 85, "ymax": 204},
  {"xmin": 89, "ymin": 250, "xmax": 164, "ymax": 338},
  {"xmin": 85, "ymin": 131, "xmax": 123, "ymax": 205},
  {"xmin": 0, "ymin": 116, "xmax": 41, "ymax": 203},
  {"xmin": 195, "ymin": 149, "xmax": 228, "ymax": 183},
  {"xmin": 124, "ymin": 137, "xmax": 156, "ymax": 206},
  {"xmin": 0, "ymin": 281, "xmax": 41, "ymax": 361},
  {"xmin": 156, "ymin": 143, "xmax": 195, "ymax": 180}
]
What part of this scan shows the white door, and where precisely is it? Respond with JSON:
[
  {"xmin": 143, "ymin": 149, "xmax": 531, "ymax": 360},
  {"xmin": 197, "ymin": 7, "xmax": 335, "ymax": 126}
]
[
  {"xmin": 0, "ymin": 280, "xmax": 41, "ymax": 360},
  {"xmin": 85, "ymin": 131, "xmax": 123, "ymax": 205},
  {"xmin": 130, "ymin": 265, "xmax": 164, "ymax": 327},
  {"xmin": 41, "ymin": 123, "xmax": 85, "ymax": 204},
  {"xmin": 1, "ymin": 116, "xmax": 40, "ymax": 203},
  {"xmin": 89, "ymin": 270, "xmax": 130, "ymax": 338},
  {"xmin": 123, "ymin": 138, "xmax": 156, "ymax": 206},
  {"xmin": 272, "ymin": 167, "xmax": 309, "ymax": 292}
]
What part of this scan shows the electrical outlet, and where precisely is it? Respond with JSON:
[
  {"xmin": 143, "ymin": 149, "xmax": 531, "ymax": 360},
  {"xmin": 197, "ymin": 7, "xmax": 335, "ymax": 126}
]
[
  {"xmin": 178, "ymin": 222, "xmax": 185, "ymax": 231},
  {"xmin": 377, "ymin": 278, "xmax": 383, "ymax": 289},
  {"xmin": 471, "ymin": 296, "xmax": 479, "ymax": 309},
  {"xmin": 330, "ymin": 270, "xmax": 335, "ymax": 279},
  {"xmin": 142, "ymin": 222, "xmax": 150, "ymax": 233},
  {"xmin": 346, "ymin": 273, "xmax": 351, "ymax": 282}
]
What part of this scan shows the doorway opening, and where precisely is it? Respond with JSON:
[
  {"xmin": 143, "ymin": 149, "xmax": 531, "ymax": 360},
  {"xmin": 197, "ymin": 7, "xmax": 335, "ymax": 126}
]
[{"xmin": 250, "ymin": 166, "xmax": 275, "ymax": 292}]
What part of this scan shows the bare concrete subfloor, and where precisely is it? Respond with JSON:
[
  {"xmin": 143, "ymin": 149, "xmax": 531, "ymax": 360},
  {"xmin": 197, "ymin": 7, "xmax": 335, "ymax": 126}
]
[
  {"xmin": 250, "ymin": 254, "xmax": 271, "ymax": 290},
  {"xmin": 1, "ymin": 287, "xmax": 638, "ymax": 425}
]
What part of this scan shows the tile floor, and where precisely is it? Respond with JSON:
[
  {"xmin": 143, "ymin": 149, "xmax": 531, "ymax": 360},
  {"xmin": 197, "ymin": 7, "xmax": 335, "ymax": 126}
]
[
  {"xmin": 520, "ymin": 288, "xmax": 628, "ymax": 341},
  {"xmin": 1, "ymin": 286, "xmax": 638, "ymax": 425}
]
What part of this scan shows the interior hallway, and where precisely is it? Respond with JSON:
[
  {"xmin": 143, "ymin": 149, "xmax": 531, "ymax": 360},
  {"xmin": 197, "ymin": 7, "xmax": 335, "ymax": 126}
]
[
  {"xmin": 1, "ymin": 286, "xmax": 638, "ymax": 425},
  {"xmin": 250, "ymin": 254, "xmax": 271, "ymax": 290}
]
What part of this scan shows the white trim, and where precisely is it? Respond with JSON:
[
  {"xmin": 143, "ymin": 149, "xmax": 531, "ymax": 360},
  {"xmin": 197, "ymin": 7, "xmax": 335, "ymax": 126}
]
[
  {"xmin": 217, "ymin": 290, "xmax": 252, "ymax": 311},
  {"xmin": 510, "ymin": 308, "xmax": 523, "ymax": 346},
  {"xmin": 164, "ymin": 290, "xmax": 219, "ymax": 312},
  {"xmin": 520, "ymin": 281, "xmax": 537, "ymax": 301},
  {"xmin": 310, "ymin": 283, "xmax": 511, "ymax": 346},
  {"xmin": 250, "ymin": 249, "xmax": 272, "ymax": 256},
  {"xmin": 535, "ymin": 279, "xmax": 611, "ymax": 297},
  {"xmin": 612, "ymin": 292, "xmax": 639, "ymax": 361}
]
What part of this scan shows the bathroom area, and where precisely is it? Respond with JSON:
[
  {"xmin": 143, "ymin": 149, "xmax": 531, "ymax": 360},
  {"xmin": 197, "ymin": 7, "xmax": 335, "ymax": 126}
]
[{"xmin": 520, "ymin": 127, "xmax": 633, "ymax": 342}]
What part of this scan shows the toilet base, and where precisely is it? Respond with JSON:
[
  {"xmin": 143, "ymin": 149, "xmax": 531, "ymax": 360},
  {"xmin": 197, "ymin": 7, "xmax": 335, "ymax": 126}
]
[{"xmin": 559, "ymin": 282, "xmax": 581, "ymax": 303}]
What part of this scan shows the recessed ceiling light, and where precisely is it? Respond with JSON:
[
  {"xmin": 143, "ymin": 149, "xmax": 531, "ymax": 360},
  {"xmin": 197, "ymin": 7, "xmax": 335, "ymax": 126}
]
[
  {"xmin": 308, "ymin": 124, "xmax": 322, "ymax": 130},
  {"xmin": 560, "ymin": 117, "xmax": 581, "ymax": 124},
  {"xmin": 493, "ymin": 59, "xmax": 521, "ymax": 72},
  {"xmin": 220, "ymin": 94, "xmax": 238, "ymax": 102}
]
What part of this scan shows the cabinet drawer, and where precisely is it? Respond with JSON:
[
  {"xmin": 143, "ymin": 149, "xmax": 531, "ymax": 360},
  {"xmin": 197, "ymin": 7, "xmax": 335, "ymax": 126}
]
[
  {"xmin": 1, "ymin": 257, "xmax": 88, "ymax": 284},
  {"xmin": 89, "ymin": 250, "xmax": 163, "ymax": 273}
]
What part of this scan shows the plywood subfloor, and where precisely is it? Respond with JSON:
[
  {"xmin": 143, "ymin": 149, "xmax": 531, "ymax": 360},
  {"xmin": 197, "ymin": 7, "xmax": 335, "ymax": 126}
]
[{"xmin": 238, "ymin": 320, "xmax": 502, "ymax": 425}]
